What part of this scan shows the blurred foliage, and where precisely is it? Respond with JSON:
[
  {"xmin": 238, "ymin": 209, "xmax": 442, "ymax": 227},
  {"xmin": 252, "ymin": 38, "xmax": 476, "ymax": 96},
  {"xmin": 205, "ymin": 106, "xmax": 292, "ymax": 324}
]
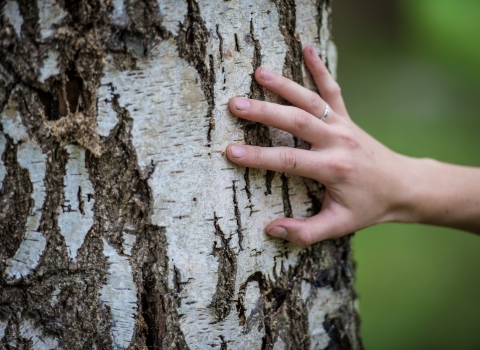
[
  {"xmin": 332, "ymin": 0, "xmax": 480, "ymax": 349},
  {"xmin": 401, "ymin": 0, "xmax": 480, "ymax": 83}
]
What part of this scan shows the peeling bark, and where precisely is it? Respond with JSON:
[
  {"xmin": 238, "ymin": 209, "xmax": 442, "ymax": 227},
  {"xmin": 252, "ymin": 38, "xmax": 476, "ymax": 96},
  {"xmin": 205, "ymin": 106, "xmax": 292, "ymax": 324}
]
[{"xmin": 0, "ymin": 0, "xmax": 361, "ymax": 349}]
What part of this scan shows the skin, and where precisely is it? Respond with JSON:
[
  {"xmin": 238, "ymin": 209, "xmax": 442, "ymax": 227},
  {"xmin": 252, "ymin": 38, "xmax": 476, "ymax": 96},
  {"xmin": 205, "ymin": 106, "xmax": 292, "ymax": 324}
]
[{"xmin": 226, "ymin": 45, "xmax": 480, "ymax": 247}]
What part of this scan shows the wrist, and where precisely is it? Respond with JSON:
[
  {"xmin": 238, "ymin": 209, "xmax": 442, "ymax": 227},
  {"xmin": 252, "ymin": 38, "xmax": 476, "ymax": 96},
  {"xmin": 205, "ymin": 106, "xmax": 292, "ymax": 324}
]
[{"xmin": 381, "ymin": 154, "xmax": 432, "ymax": 225}]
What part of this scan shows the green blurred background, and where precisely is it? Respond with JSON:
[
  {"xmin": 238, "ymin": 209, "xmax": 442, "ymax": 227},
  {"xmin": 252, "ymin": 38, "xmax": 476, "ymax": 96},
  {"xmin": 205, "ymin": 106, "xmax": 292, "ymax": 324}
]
[{"xmin": 332, "ymin": 0, "xmax": 480, "ymax": 349}]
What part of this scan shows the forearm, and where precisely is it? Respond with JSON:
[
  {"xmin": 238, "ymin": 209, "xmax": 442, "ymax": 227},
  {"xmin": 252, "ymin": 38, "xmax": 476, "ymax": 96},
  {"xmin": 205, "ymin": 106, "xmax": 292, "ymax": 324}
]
[{"xmin": 399, "ymin": 156, "xmax": 480, "ymax": 234}]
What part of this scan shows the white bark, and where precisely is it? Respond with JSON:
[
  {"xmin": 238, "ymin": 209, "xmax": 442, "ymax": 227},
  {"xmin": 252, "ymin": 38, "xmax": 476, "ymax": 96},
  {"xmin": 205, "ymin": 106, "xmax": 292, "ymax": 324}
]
[
  {"xmin": 2, "ymin": 0, "xmax": 22, "ymax": 37},
  {"xmin": 37, "ymin": 0, "xmax": 67, "ymax": 41},
  {"xmin": 100, "ymin": 239, "xmax": 138, "ymax": 350},
  {"xmin": 19, "ymin": 319, "xmax": 59, "ymax": 350},
  {"xmin": 38, "ymin": 50, "xmax": 60, "ymax": 84},
  {"xmin": 3, "ymin": 101, "xmax": 48, "ymax": 280},
  {"xmin": 57, "ymin": 145, "xmax": 95, "ymax": 261},
  {"xmin": 0, "ymin": 0, "xmax": 360, "ymax": 348}
]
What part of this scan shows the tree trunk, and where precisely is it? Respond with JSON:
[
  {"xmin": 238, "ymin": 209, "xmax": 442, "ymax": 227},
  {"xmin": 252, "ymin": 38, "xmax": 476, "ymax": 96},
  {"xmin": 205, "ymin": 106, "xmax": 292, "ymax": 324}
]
[{"xmin": 0, "ymin": 0, "xmax": 362, "ymax": 349}]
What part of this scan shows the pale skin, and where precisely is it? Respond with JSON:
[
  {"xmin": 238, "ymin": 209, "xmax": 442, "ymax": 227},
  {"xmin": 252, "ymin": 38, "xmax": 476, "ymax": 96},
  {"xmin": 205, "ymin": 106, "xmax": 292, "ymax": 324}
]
[{"xmin": 226, "ymin": 45, "xmax": 480, "ymax": 247}]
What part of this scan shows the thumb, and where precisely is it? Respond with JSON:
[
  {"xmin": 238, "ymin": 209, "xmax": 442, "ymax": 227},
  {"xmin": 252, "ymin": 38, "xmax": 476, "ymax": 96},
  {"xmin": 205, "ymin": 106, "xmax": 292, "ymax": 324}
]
[{"xmin": 265, "ymin": 209, "xmax": 350, "ymax": 247}]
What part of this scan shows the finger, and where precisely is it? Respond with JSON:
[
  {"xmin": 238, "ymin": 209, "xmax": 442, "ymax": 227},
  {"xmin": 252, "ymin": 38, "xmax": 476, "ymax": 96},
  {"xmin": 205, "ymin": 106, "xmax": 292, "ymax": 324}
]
[
  {"xmin": 265, "ymin": 207, "xmax": 351, "ymax": 247},
  {"xmin": 229, "ymin": 97, "xmax": 330, "ymax": 145},
  {"xmin": 303, "ymin": 46, "xmax": 348, "ymax": 116},
  {"xmin": 254, "ymin": 66, "xmax": 335, "ymax": 122},
  {"xmin": 226, "ymin": 145, "xmax": 327, "ymax": 181}
]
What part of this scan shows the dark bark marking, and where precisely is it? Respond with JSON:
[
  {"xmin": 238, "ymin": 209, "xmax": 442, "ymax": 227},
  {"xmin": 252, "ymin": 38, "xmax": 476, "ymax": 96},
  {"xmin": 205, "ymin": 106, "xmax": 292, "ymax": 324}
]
[
  {"xmin": 0, "ymin": 65, "xmax": 17, "ymax": 113},
  {"xmin": 232, "ymin": 180, "xmax": 244, "ymax": 251},
  {"xmin": 236, "ymin": 271, "xmax": 266, "ymax": 327},
  {"xmin": 316, "ymin": 0, "xmax": 333, "ymax": 72},
  {"xmin": 244, "ymin": 18, "xmax": 268, "ymax": 143},
  {"xmin": 207, "ymin": 53, "xmax": 216, "ymax": 143},
  {"xmin": 264, "ymin": 170, "xmax": 275, "ymax": 195},
  {"xmin": 209, "ymin": 213, "xmax": 237, "ymax": 322},
  {"xmin": 243, "ymin": 168, "xmax": 252, "ymax": 200},
  {"xmin": 304, "ymin": 179, "xmax": 324, "ymax": 217},
  {"xmin": 37, "ymin": 89, "xmax": 61, "ymax": 121},
  {"xmin": 242, "ymin": 19, "xmax": 277, "ymax": 204},
  {"xmin": 216, "ymin": 24, "xmax": 224, "ymax": 62},
  {"xmin": 77, "ymin": 186, "xmax": 85, "ymax": 215},
  {"xmin": 220, "ymin": 335, "xmax": 228, "ymax": 349},
  {"xmin": 0, "ymin": 136, "xmax": 33, "ymax": 263},
  {"xmin": 247, "ymin": 19, "xmax": 265, "ymax": 103},
  {"xmin": 323, "ymin": 315, "xmax": 355, "ymax": 350},
  {"xmin": 176, "ymin": 0, "xmax": 216, "ymax": 145},
  {"xmin": 272, "ymin": 0, "xmax": 305, "ymax": 85},
  {"xmin": 280, "ymin": 173, "xmax": 293, "ymax": 218},
  {"xmin": 243, "ymin": 167, "xmax": 257, "ymax": 217},
  {"xmin": 246, "ymin": 239, "xmax": 361, "ymax": 349},
  {"xmin": 234, "ymin": 33, "xmax": 240, "ymax": 52},
  {"xmin": 141, "ymin": 225, "xmax": 190, "ymax": 350}
]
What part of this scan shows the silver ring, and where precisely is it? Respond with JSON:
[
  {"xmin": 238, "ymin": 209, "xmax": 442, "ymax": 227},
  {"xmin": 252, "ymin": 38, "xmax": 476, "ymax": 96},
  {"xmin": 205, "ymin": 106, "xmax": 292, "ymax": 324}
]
[{"xmin": 321, "ymin": 103, "xmax": 330, "ymax": 122}]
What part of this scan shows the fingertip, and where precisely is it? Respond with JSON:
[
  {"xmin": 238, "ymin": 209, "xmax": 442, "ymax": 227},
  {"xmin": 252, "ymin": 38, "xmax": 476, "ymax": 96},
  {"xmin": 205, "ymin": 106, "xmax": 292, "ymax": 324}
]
[
  {"xmin": 255, "ymin": 67, "xmax": 275, "ymax": 82},
  {"xmin": 254, "ymin": 67, "xmax": 262, "ymax": 83},
  {"xmin": 227, "ymin": 144, "xmax": 246, "ymax": 159},
  {"xmin": 228, "ymin": 97, "xmax": 235, "ymax": 112},
  {"xmin": 266, "ymin": 218, "xmax": 314, "ymax": 247},
  {"xmin": 266, "ymin": 225, "xmax": 288, "ymax": 239},
  {"xmin": 304, "ymin": 46, "xmax": 326, "ymax": 69},
  {"xmin": 304, "ymin": 45, "xmax": 316, "ymax": 57}
]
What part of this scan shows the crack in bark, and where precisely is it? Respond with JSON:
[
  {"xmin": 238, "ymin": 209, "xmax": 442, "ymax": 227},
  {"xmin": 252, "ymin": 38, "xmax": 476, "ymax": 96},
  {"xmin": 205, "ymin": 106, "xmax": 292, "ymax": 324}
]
[
  {"xmin": 232, "ymin": 180, "xmax": 244, "ymax": 250},
  {"xmin": 280, "ymin": 173, "xmax": 293, "ymax": 218},
  {"xmin": 210, "ymin": 213, "xmax": 237, "ymax": 322},
  {"xmin": 220, "ymin": 335, "xmax": 228, "ymax": 349},
  {"xmin": 264, "ymin": 169, "xmax": 275, "ymax": 196},
  {"xmin": 243, "ymin": 167, "xmax": 252, "ymax": 203},
  {"xmin": 216, "ymin": 24, "xmax": 224, "ymax": 62},
  {"xmin": 77, "ymin": 186, "xmax": 85, "ymax": 215}
]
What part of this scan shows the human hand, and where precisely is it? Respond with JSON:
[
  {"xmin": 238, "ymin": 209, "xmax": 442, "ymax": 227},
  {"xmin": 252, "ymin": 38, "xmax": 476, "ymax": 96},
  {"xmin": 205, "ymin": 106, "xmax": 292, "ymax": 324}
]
[{"xmin": 226, "ymin": 46, "xmax": 415, "ymax": 247}]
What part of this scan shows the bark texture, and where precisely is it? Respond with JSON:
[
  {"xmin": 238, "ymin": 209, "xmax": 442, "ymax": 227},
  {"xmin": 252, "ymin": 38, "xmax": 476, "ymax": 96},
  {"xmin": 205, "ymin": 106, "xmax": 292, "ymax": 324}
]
[{"xmin": 0, "ymin": 0, "xmax": 362, "ymax": 349}]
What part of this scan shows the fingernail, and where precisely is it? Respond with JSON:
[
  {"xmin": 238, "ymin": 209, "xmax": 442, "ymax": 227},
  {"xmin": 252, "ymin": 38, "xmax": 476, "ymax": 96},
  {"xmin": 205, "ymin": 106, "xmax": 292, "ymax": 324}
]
[
  {"xmin": 260, "ymin": 68, "xmax": 275, "ymax": 81},
  {"xmin": 230, "ymin": 145, "xmax": 246, "ymax": 158},
  {"xmin": 267, "ymin": 226, "xmax": 288, "ymax": 239},
  {"xmin": 308, "ymin": 45, "xmax": 316, "ymax": 55},
  {"xmin": 234, "ymin": 98, "xmax": 250, "ymax": 110}
]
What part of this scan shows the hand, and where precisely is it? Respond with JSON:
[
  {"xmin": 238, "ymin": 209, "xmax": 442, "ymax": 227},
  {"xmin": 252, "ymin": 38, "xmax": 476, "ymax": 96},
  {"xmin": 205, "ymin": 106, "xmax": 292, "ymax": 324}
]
[{"xmin": 226, "ymin": 46, "xmax": 415, "ymax": 247}]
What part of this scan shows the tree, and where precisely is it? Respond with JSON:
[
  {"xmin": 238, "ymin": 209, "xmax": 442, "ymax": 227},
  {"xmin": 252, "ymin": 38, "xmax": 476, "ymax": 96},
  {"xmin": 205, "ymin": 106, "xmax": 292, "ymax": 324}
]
[{"xmin": 0, "ymin": 0, "xmax": 362, "ymax": 348}]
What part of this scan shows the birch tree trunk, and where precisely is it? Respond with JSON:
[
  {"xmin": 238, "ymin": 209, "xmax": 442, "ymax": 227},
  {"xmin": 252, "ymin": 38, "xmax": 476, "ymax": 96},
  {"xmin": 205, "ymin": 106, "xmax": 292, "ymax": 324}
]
[{"xmin": 0, "ymin": 0, "xmax": 362, "ymax": 349}]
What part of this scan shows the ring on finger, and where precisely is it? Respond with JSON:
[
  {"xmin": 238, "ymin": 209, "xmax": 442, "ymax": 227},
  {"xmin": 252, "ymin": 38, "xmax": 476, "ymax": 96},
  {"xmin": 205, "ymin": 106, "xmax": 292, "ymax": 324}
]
[{"xmin": 321, "ymin": 103, "xmax": 330, "ymax": 122}]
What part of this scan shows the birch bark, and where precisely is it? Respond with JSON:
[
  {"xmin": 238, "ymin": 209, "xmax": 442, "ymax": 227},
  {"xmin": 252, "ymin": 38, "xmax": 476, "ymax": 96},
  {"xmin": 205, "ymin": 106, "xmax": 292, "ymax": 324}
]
[{"xmin": 0, "ymin": 0, "xmax": 362, "ymax": 349}]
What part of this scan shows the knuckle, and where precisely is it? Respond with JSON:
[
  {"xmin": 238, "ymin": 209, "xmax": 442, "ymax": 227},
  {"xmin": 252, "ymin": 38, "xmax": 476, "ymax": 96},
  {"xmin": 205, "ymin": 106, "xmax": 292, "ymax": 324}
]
[
  {"xmin": 294, "ymin": 228, "xmax": 313, "ymax": 247},
  {"xmin": 259, "ymin": 102, "xmax": 269, "ymax": 115},
  {"xmin": 329, "ymin": 82, "xmax": 342, "ymax": 95},
  {"xmin": 310, "ymin": 92, "xmax": 323, "ymax": 110},
  {"xmin": 281, "ymin": 148, "xmax": 299, "ymax": 172},
  {"xmin": 327, "ymin": 153, "xmax": 353, "ymax": 180},
  {"xmin": 250, "ymin": 146, "xmax": 263, "ymax": 166},
  {"xmin": 336, "ymin": 128, "xmax": 359, "ymax": 149},
  {"xmin": 293, "ymin": 108, "xmax": 312, "ymax": 130}
]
